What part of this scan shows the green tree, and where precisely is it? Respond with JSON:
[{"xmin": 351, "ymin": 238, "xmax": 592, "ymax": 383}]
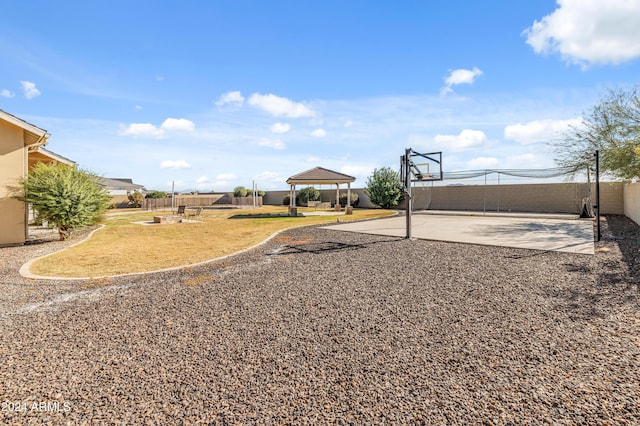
[
  {"xmin": 145, "ymin": 191, "xmax": 168, "ymax": 199},
  {"xmin": 233, "ymin": 186, "xmax": 248, "ymax": 197},
  {"xmin": 365, "ymin": 167, "xmax": 404, "ymax": 208},
  {"xmin": 296, "ymin": 186, "xmax": 320, "ymax": 205},
  {"xmin": 554, "ymin": 86, "xmax": 640, "ymax": 180},
  {"xmin": 16, "ymin": 163, "xmax": 110, "ymax": 240}
]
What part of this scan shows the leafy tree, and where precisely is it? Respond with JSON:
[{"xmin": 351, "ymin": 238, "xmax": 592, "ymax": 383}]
[
  {"xmin": 233, "ymin": 186, "xmax": 248, "ymax": 197},
  {"xmin": 296, "ymin": 186, "xmax": 320, "ymax": 205},
  {"xmin": 128, "ymin": 191, "xmax": 144, "ymax": 207},
  {"xmin": 145, "ymin": 191, "xmax": 168, "ymax": 199},
  {"xmin": 553, "ymin": 86, "xmax": 640, "ymax": 180},
  {"xmin": 365, "ymin": 167, "xmax": 404, "ymax": 208},
  {"xmin": 16, "ymin": 163, "xmax": 110, "ymax": 240}
]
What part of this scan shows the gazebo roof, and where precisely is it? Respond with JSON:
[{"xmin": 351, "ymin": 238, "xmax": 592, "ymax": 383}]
[{"xmin": 286, "ymin": 167, "xmax": 356, "ymax": 185}]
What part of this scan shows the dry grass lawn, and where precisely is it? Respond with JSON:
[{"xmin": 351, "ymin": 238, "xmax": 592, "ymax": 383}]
[{"xmin": 29, "ymin": 206, "xmax": 395, "ymax": 278}]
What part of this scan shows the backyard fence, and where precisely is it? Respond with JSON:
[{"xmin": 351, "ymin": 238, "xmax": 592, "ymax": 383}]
[{"xmin": 142, "ymin": 195, "xmax": 262, "ymax": 210}]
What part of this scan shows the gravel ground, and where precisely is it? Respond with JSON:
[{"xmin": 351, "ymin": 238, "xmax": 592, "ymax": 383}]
[{"xmin": 0, "ymin": 215, "xmax": 639, "ymax": 424}]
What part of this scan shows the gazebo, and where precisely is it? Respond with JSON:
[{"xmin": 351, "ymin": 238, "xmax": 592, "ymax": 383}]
[{"xmin": 286, "ymin": 167, "xmax": 356, "ymax": 215}]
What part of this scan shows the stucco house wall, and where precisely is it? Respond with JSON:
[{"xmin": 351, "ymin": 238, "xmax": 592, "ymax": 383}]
[
  {"xmin": 0, "ymin": 110, "xmax": 75, "ymax": 246},
  {"xmin": 0, "ymin": 119, "xmax": 28, "ymax": 246}
]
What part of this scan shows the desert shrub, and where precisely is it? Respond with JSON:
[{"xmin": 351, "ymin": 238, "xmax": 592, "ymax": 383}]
[
  {"xmin": 128, "ymin": 192, "xmax": 144, "ymax": 207},
  {"xmin": 339, "ymin": 191, "xmax": 359, "ymax": 207},
  {"xmin": 16, "ymin": 163, "xmax": 110, "ymax": 240}
]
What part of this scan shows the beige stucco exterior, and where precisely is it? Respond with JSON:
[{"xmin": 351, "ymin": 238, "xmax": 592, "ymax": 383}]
[{"xmin": 0, "ymin": 110, "xmax": 74, "ymax": 246}]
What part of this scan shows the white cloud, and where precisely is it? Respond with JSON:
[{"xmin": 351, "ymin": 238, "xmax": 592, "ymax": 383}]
[
  {"xmin": 270, "ymin": 122, "xmax": 291, "ymax": 133},
  {"xmin": 1, "ymin": 89, "xmax": 15, "ymax": 98},
  {"xmin": 306, "ymin": 156, "xmax": 322, "ymax": 163},
  {"xmin": 20, "ymin": 81, "xmax": 41, "ymax": 99},
  {"xmin": 504, "ymin": 153, "xmax": 548, "ymax": 169},
  {"xmin": 310, "ymin": 128, "xmax": 327, "ymax": 138},
  {"xmin": 135, "ymin": 105, "xmax": 143, "ymax": 110},
  {"xmin": 216, "ymin": 173, "xmax": 238, "ymax": 181},
  {"xmin": 504, "ymin": 117, "xmax": 583, "ymax": 144},
  {"xmin": 196, "ymin": 176, "xmax": 209, "ymax": 184},
  {"xmin": 161, "ymin": 118, "xmax": 195, "ymax": 132},
  {"xmin": 343, "ymin": 119, "xmax": 353, "ymax": 128},
  {"xmin": 254, "ymin": 171, "xmax": 282, "ymax": 183},
  {"xmin": 257, "ymin": 138, "xmax": 285, "ymax": 149},
  {"xmin": 213, "ymin": 173, "xmax": 239, "ymax": 189},
  {"xmin": 248, "ymin": 93, "xmax": 316, "ymax": 118},
  {"xmin": 215, "ymin": 90, "xmax": 245, "ymax": 107},
  {"xmin": 120, "ymin": 117, "xmax": 195, "ymax": 138},
  {"xmin": 434, "ymin": 129, "xmax": 490, "ymax": 151},
  {"xmin": 466, "ymin": 157, "xmax": 500, "ymax": 169},
  {"xmin": 523, "ymin": 0, "xmax": 640, "ymax": 66},
  {"xmin": 440, "ymin": 67, "xmax": 483, "ymax": 95},
  {"xmin": 160, "ymin": 160, "xmax": 191, "ymax": 169},
  {"xmin": 121, "ymin": 123, "xmax": 165, "ymax": 138},
  {"xmin": 340, "ymin": 165, "xmax": 373, "ymax": 179}
]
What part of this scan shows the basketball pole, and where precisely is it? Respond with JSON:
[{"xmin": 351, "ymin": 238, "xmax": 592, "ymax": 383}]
[{"xmin": 405, "ymin": 148, "xmax": 412, "ymax": 239}]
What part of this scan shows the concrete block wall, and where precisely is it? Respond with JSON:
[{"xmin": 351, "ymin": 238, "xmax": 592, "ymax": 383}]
[
  {"xmin": 263, "ymin": 188, "xmax": 375, "ymax": 208},
  {"xmin": 263, "ymin": 182, "xmax": 625, "ymax": 214},
  {"xmin": 410, "ymin": 182, "xmax": 624, "ymax": 214},
  {"xmin": 624, "ymin": 182, "xmax": 640, "ymax": 225}
]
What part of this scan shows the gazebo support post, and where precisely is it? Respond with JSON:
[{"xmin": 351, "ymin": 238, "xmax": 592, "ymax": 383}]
[
  {"xmin": 345, "ymin": 183, "xmax": 353, "ymax": 215},
  {"xmin": 335, "ymin": 184, "xmax": 341, "ymax": 212},
  {"xmin": 289, "ymin": 184, "xmax": 297, "ymax": 216}
]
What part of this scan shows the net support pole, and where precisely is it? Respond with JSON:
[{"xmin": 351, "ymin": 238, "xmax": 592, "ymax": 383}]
[{"xmin": 595, "ymin": 150, "xmax": 601, "ymax": 242}]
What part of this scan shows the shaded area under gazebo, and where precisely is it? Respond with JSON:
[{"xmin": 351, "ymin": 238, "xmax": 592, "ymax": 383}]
[{"xmin": 286, "ymin": 167, "xmax": 356, "ymax": 216}]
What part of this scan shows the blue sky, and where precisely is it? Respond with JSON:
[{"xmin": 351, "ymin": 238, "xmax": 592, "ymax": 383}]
[{"xmin": 2, "ymin": 0, "xmax": 640, "ymax": 191}]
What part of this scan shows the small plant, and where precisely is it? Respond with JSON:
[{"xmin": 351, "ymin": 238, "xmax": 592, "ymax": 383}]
[
  {"xmin": 283, "ymin": 195, "xmax": 291, "ymax": 205},
  {"xmin": 339, "ymin": 192, "xmax": 359, "ymax": 207}
]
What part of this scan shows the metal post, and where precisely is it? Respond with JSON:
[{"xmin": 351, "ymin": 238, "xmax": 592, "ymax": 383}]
[
  {"xmin": 405, "ymin": 148, "xmax": 412, "ymax": 239},
  {"xmin": 171, "ymin": 180, "xmax": 175, "ymax": 213},
  {"xmin": 483, "ymin": 171, "xmax": 487, "ymax": 215},
  {"xmin": 595, "ymin": 150, "xmax": 601, "ymax": 242},
  {"xmin": 497, "ymin": 172, "xmax": 500, "ymax": 213}
]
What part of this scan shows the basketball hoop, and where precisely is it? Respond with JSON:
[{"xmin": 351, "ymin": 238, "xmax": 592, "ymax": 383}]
[{"xmin": 401, "ymin": 149, "xmax": 443, "ymax": 239}]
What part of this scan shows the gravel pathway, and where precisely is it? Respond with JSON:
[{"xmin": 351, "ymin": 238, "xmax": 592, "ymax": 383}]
[{"xmin": 0, "ymin": 216, "xmax": 639, "ymax": 424}]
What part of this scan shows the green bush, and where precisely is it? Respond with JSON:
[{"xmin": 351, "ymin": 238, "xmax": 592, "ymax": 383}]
[
  {"xmin": 339, "ymin": 192, "xmax": 359, "ymax": 207},
  {"xmin": 296, "ymin": 187, "xmax": 320, "ymax": 205},
  {"xmin": 365, "ymin": 167, "xmax": 404, "ymax": 209},
  {"xmin": 233, "ymin": 186, "xmax": 248, "ymax": 197},
  {"xmin": 145, "ymin": 191, "xmax": 168, "ymax": 199},
  {"xmin": 15, "ymin": 163, "xmax": 110, "ymax": 240}
]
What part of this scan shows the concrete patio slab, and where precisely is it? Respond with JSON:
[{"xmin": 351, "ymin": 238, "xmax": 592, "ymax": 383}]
[{"xmin": 322, "ymin": 212, "xmax": 595, "ymax": 254}]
